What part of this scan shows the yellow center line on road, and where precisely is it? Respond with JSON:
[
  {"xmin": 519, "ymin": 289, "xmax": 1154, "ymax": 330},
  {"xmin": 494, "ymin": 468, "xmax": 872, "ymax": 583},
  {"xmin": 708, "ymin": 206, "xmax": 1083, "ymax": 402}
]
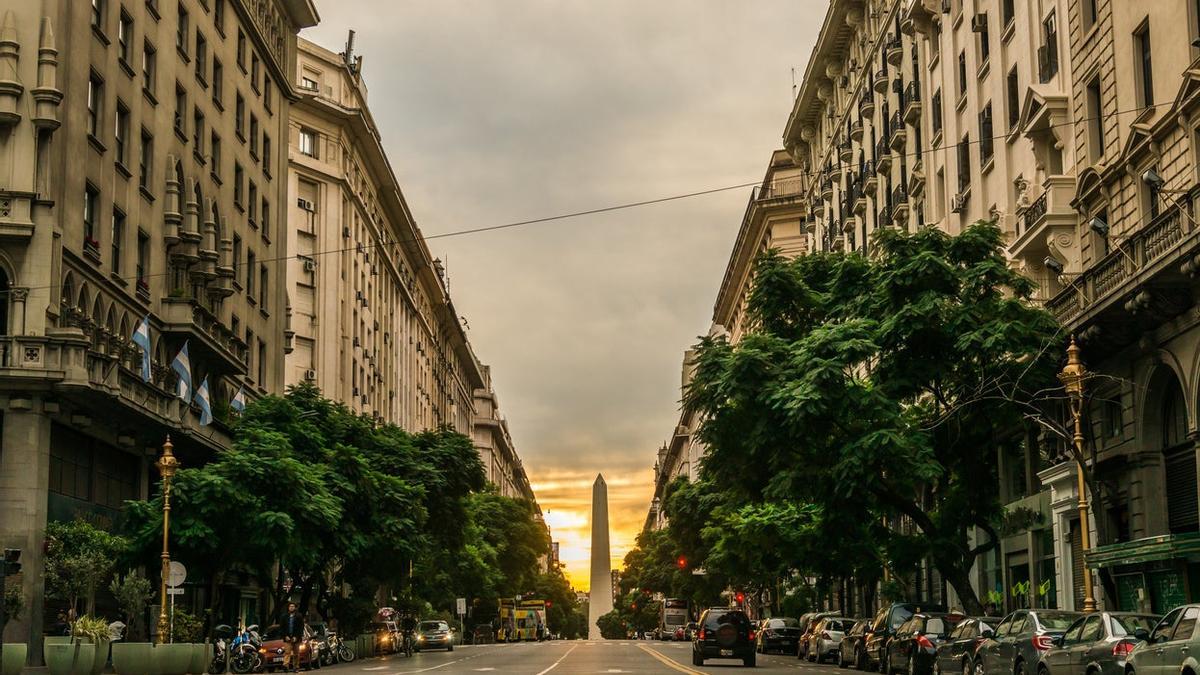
[
  {"xmin": 533, "ymin": 643, "xmax": 578, "ymax": 675},
  {"xmin": 636, "ymin": 644, "xmax": 705, "ymax": 675}
]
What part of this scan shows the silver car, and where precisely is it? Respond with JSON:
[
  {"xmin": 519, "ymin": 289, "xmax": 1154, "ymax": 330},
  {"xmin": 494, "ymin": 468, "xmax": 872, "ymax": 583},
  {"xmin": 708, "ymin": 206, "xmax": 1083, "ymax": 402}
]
[
  {"xmin": 1127, "ymin": 605, "xmax": 1200, "ymax": 675},
  {"xmin": 1039, "ymin": 612, "xmax": 1157, "ymax": 675},
  {"xmin": 808, "ymin": 617, "xmax": 857, "ymax": 663}
]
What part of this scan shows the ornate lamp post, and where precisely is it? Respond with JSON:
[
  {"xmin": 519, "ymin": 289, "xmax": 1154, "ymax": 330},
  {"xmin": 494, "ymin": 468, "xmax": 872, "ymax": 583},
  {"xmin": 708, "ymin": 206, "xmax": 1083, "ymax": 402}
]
[
  {"xmin": 155, "ymin": 436, "xmax": 180, "ymax": 644},
  {"xmin": 1059, "ymin": 337, "xmax": 1097, "ymax": 612}
]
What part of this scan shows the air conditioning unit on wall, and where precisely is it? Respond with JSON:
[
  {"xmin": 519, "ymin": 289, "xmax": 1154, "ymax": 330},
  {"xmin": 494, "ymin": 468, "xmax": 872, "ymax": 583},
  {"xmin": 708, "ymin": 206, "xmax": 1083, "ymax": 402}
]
[{"xmin": 303, "ymin": 369, "xmax": 317, "ymax": 381}]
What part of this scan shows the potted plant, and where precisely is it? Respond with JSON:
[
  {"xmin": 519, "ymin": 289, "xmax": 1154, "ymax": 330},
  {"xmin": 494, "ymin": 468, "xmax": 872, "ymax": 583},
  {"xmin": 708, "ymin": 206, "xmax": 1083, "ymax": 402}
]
[
  {"xmin": 71, "ymin": 615, "xmax": 112, "ymax": 675},
  {"xmin": 2, "ymin": 579, "xmax": 26, "ymax": 675},
  {"xmin": 43, "ymin": 640, "xmax": 90, "ymax": 675},
  {"xmin": 110, "ymin": 572, "xmax": 154, "ymax": 675}
]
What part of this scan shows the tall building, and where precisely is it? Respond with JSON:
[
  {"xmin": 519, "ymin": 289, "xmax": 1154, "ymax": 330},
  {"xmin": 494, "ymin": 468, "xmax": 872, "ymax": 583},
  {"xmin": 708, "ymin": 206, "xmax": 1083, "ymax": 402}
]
[
  {"xmin": 284, "ymin": 36, "xmax": 536, "ymax": 501},
  {"xmin": 0, "ymin": 0, "xmax": 317, "ymax": 652},
  {"xmin": 589, "ymin": 474, "xmax": 612, "ymax": 639}
]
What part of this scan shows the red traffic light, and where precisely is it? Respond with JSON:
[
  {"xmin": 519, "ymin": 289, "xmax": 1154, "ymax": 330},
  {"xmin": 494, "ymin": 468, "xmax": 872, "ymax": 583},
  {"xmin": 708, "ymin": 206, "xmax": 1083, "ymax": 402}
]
[
  {"xmin": 677, "ymin": 556, "xmax": 687, "ymax": 569},
  {"xmin": 546, "ymin": 601, "xmax": 552, "ymax": 608},
  {"xmin": 735, "ymin": 592, "xmax": 745, "ymax": 605}
]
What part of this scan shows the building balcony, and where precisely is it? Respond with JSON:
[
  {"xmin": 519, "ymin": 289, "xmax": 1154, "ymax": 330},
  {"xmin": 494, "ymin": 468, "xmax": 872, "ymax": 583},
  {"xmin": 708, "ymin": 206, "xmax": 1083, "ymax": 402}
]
[
  {"xmin": 821, "ymin": 179, "xmax": 835, "ymax": 201},
  {"xmin": 889, "ymin": 112, "xmax": 907, "ymax": 152},
  {"xmin": 860, "ymin": 92, "xmax": 876, "ymax": 118},
  {"xmin": 879, "ymin": 204, "xmax": 893, "ymax": 228},
  {"xmin": 886, "ymin": 35, "xmax": 903, "ymax": 66},
  {"xmin": 755, "ymin": 178, "xmax": 804, "ymax": 201},
  {"xmin": 159, "ymin": 298, "xmax": 248, "ymax": 375},
  {"xmin": 839, "ymin": 140, "xmax": 853, "ymax": 164},
  {"xmin": 873, "ymin": 68, "xmax": 889, "ymax": 94},
  {"xmin": 1007, "ymin": 176, "xmax": 1076, "ymax": 271},
  {"xmin": 903, "ymin": 81, "xmax": 922, "ymax": 124},
  {"xmin": 850, "ymin": 119, "xmax": 864, "ymax": 143},
  {"xmin": 853, "ymin": 191, "xmax": 868, "ymax": 216},
  {"xmin": 876, "ymin": 140, "xmax": 893, "ymax": 174},
  {"xmin": 892, "ymin": 185, "xmax": 910, "ymax": 224}
]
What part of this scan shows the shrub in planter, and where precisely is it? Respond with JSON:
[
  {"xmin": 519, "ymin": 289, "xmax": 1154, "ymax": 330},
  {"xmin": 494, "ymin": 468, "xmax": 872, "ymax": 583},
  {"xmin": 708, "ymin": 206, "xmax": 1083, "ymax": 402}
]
[
  {"xmin": 72, "ymin": 615, "xmax": 111, "ymax": 675},
  {"xmin": 112, "ymin": 642, "xmax": 154, "ymax": 675},
  {"xmin": 1, "ymin": 644, "xmax": 27, "ymax": 675}
]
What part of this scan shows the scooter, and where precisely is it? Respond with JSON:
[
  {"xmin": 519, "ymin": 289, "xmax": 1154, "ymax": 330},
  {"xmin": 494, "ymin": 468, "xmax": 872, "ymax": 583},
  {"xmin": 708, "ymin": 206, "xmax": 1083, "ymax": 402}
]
[{"xmin": 229, "ymin": 625, "xmax": 263, "ymax": 674}]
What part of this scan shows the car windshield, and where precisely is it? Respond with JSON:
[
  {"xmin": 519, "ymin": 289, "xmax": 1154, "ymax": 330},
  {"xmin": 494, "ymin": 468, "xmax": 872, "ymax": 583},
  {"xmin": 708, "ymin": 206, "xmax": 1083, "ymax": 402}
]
[
  {"xmin": 1036, "ymin": 613, "xmax": 1081, "ymax": 631},
  {"xmin": 263, "ymin": 626, "xmax": 283, "ymax": 640},
  {"xmin": 1112, "ymin": 615, "xmax": 1159, "ymax": 637},
  {"xmin": 420, "ymin": 622, "xmax": 448, "ymax": 632},
  {"xmin": 925, "ymin": 617, "xmax": 958, "ymax": 635},
  {"xmin": 891, "ymin": 607, "xmax": 915, "ymax": 629},
  {"xmin": 768, "ymin": 618, "xmax": 799, "ymax": 628}
]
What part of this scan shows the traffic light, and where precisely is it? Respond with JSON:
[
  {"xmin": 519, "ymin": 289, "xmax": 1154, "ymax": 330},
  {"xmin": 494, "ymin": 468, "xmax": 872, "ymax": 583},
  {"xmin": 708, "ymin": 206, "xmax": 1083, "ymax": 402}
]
[
  {"xmin": 546, "ymin": 601, "xmax": 552, "ymax": 608},
  {"xmin": 2, "ymin": 549, "xmax": 19, "ymax": 575},
  {"xmin": 676, "ymin": 556, "xmax": 687, "ymax": 570},
  {"xmin": 734, "ymin": 591, "xmax": 745, "ymax": 606}
]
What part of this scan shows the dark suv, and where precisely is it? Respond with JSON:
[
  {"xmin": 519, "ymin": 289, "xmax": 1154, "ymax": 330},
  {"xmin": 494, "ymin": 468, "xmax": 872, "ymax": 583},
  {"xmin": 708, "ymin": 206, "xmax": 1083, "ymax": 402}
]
[
  {"xmin": 694, "ymin": 607, "xmax": 756, "ymax": 667},
  {"xmin": 865, "ymin": 602, "xmax": 947, "ymax": 671}
]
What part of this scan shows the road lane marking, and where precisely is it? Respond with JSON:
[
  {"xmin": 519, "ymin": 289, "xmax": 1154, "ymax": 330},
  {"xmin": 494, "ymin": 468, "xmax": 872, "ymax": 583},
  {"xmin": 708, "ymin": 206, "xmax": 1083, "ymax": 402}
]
[
  {"xmin": 362, "ymin": 667, "xmax": 389, "ymax": 671},
  {"xmin": 389, "ymin": 659, "xmax": 464, "ymax": 674},
  {"xmin": 533, "ymin": 644, "xmax": 578, "ymax": 675},
  {"xmin": 636, "ymin": 644, "xmax": 705, "ymax": 675}
]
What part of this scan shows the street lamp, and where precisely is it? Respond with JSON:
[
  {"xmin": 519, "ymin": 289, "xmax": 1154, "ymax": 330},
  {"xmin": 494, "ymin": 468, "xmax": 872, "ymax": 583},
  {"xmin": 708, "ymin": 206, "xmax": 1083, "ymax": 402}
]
[
  {"xmin": 155, "ymin": 436, "xmax": 180, "ymax": 644},
  {"xmin": 1058, "ymin": 337, "xmax": 1097, "ymax": 612}
]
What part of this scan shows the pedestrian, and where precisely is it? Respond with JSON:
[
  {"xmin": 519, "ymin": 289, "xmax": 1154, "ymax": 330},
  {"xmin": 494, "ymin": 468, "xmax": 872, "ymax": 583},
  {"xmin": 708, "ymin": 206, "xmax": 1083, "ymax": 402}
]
[
  {"xmin": 283, "ymin": 603, "xmax": 305, "ymax": 673},
  {"xmin": 51, "ymin": 611, "xmax": 69, "ymax": 637}
]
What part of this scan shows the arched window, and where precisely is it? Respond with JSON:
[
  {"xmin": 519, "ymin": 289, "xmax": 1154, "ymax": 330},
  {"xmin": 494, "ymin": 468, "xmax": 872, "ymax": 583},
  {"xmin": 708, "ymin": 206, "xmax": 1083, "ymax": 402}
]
[{"xmin": 1162, "ymin": 377, "xmax": 1198, "ymax": 534}]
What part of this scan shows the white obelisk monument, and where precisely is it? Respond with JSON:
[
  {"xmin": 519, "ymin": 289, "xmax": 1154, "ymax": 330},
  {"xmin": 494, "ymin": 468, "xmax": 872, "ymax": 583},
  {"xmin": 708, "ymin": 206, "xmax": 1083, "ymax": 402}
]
[{"xmin": 588, "ymin": 474, "xmax": 613, "ymax": 640}]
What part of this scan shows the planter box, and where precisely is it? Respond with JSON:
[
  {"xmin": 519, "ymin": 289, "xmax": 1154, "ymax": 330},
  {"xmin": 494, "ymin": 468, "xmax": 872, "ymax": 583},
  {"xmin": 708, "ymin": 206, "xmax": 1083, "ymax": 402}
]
[
  {"xmin": 44, "ymin": 641, "xmax": 95, "ymax": 675},
  {"xmin": 152, "ymin": 644, "xmax": 191, "ymax": 675},
  {"xmin": 112, "ymin": 642, "xmax": 154, "ymax": 675},
  {"xmin": 1, "ymin": 644, "xmax": 27, "ymax": 675},
  {"xmin": 188, "ymin": 644, "xmax": 211, "ymax": 674}
]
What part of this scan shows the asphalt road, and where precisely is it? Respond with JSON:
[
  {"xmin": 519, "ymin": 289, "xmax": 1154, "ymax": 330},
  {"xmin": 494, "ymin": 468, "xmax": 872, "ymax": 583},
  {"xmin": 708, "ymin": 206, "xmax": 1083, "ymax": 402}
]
[{"xmin": 317, "ymin": 640, "xmax": 852, "ymax": 674}]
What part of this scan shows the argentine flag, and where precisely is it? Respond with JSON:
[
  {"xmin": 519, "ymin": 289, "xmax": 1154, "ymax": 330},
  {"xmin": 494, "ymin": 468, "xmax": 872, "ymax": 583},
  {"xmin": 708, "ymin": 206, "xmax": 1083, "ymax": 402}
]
[
  {"xmin": 230, "ymin": 385, "xmax": 246, "ymax": 413},
  {"xmin": 171, "ymin": 341, "xmax": 192, "ymax": 401},
  {"xmin": 131, "ymin": 315, "xmax": 152, "ymax": 382},
  {"xmin": 194, "ymin": 376, "xmax": 213, "ymax": 426}
]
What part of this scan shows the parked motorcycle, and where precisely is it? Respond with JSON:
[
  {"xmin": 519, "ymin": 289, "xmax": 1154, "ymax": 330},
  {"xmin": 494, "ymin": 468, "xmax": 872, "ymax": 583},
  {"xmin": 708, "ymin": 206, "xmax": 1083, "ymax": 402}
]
[
  {"xmin": 317, "ymin": 631, "xmax": 355, "ymax": 666},
  {"xmin": 229, "ymin": 624, "xmax": 263, "ymax": 674},
  {"xmin": 209, "ymin": 625, "xmax": 234, "ymax": 674}
]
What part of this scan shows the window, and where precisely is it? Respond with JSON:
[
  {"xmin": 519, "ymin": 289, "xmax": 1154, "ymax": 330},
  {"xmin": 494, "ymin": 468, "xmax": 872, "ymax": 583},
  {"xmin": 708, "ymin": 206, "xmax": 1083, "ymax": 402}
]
[
  {"xmin": 212, "ymin": 58, "xmax": 223, "ymax": 105},
  {"xmin": 84, "ymin": 184, "xmax": 99, "ymax": 248},
  {"xmin": 257, "ymin": 339, "xmax": 266, "ymax": 383},
  {"xmin": 1007, "ymin": 66, "xmax": 1020, "ymax": 131},
  {"xmin": 251, "ymin": 53, "xmax": 260, "ymax": 93},
  {"xmin": 210, "ymin": 131, "xmax": 221, "ymax": 176},
  {"xmin": 262, "ymin": 133, "xmax": 271, "ymax": 174},
  {"xmin": 246, "ymin": 250, "xmax": 256, "ymax": 296},
  {"xmin": 236, "ymin": 29, "xmax": 246, "ymax": 70},
  {"xmin": 1135, "ymin": 21, "xmax": 1154, "ymax": 108},
  {"xmin": 115, "ymin": 101, "xmax": 130, "ymax": 166},
  {"xmin": 977, "ymin": 13, "xmax": 990, "ymax": 65},
  {"xmin": 92, "ymin": 0, "xmax": 106, "ymax": 29},
  {"xmin": 111, "ymin": 208, "xmax": 125, "ymax": 272},
  {"xmin": 235, "ymin": 92, "xmax": 245, "ymax": 139},
  {"xmin": 195, "ymin": 31, "xmax": 207, "ymax": 84},
  {"xmin": 957, "ymin": 51, "xmax": 967, "ymax": 99},
  {"xmin": 214, "ymin": 0, "xmax": 225, "ymax": 35},
  {"xmin": 234, "ymin": 162, "xmax": 244, "ymax": 206},
  {"xmin": 1001, "ymin": 0, "xmax": 1015, "ymax": 27},
  {"xmin": 118, "ymin": 10, "xmax": 133, "ymax": 63},
  {"xmin": 299, "ymin": 128, "xmax": 317, "ymax": 157},
  {"xmin": 176, "ymin": 4, "xmax": 189, "ymax": 55},
  {"xmin": 259, "ymin": 264, "xmax": 268, "ymax": 311},
  {"xmin": 249, "ymin": 115, "xmax": 259, "ymax": 156},
  {"xmin": 248, "ymin": 181, "xmax": 257, "ymax": 223},
  {"xmin": 1175, "ymin": 607, "xmax": 1200, "ymax": 642},
  {"xmin": 232, "ymin": 234, "xmax": 242, "ymax": 285},
  {"xmin": 261, "ymin": 199, "xmax": 270, "ymax": 237},
  {"xmin": 173, "ymin": 84, "xmax": 186, "ymax": 136},
  {"xmin": 1082, "ymin": 0, "xmax": 1097, "ymax": 32},
  {"xmin": 87, "ymin": 74, "xmax": 103, "ymax": 138},
  {"xmin": 957, "ymin": 134, "xmax": 971, "ymax": 193},
  {"xmin": 246, "ymin": 328, "xmax": 255, "ymax": 377},
  {"xmin": 931, "ymin": 89, "xmax": 943, "ymax": 137},
  {"xmin": 1086, "ymin": 76, "xmax": 1105, "ymax": 161},
  {"xmin": 142, "ymin": 40, "xmax": 157, "ymax": 95},
  {"xmin": 1151, "ymin": 609, "xmax": 1182, "ymax": 644},
  {"xmin": 137, "ymin": 229, "xmax": 149, "ymax": 287},
  {"xmin": 192, "ymin": 107, "xmax": 205, "ymax": 152},
  {"xmin": 1092, "ymin": 207, "xmax": 1110, "ymax": 257},
  {"xmin": 139, "ymin": 128, "xmax": 153, "ymax": 188},
  {"xmin": 264, "ymin": 78, "xmax": 273, "ymax": 113},
  {"xmin": 301, "ymin": 75, "xmax": 318, "ymax": 91},
  {"xmin": 1040, "ymin": 11, "xmax": 1059, "ymax": 83},
  {"xmin": 50, "ymin": 441, "xmax": 92, "ymax": 501},
  {"xmin": 979, "ymin": 102, "xmax": 994, "ymax": 165},
  {"xmin": 1078, "ymin": 617, "xmax": 1102, "ymax": 643},
  {"xmin": 1103, "ymin": 394, "xmax": 1122, "ymax": 439}
]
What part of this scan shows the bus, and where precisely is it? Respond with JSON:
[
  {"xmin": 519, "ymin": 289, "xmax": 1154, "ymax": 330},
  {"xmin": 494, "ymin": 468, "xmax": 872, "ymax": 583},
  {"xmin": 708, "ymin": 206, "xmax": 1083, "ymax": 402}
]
[
  {"xmin": 660, "ymin": 598, "xmax": 688, "ymax": 640},
  {"xmin": 498, "ymin": 599, "xmax": 546, "ymax": 642}
]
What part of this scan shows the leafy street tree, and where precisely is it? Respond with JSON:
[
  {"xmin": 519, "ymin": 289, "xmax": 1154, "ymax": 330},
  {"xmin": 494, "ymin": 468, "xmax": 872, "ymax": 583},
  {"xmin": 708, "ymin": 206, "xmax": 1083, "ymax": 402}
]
[
  {"xmin": 683, "ymin": 222, "xmax": 1061, "ymax": 614},
  {"xmin": 43, "ymin": 519, "xmax": 127, "ymax": 616},
  {"xmin": 109, "ymin": 571, "xmax": 153, "ymax": 641}
]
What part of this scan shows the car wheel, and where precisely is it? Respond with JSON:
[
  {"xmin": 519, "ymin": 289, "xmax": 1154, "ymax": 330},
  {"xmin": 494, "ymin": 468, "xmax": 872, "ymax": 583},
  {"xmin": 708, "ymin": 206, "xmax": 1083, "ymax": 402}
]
[
  {"xmin": 447, "ymin": 645, "xmax": 454, "ymax": 652},
  {"xmin": 840, "ymin": 649, "xmax": 849, "ymax": 669},
  {"xmin": 745, "ymin": 653, "xmax": 756, "ymax": 668},
  {"xmin": 963, "ymin": 659, "xmax": 973, "ymax": 675},
  {"xmin": 693, "ymin": 652, "xmax": 704, "ymax": 667},
  {"xmin": 1015, "ymin": 661, "xmax": 1027, "ymax": 675}
]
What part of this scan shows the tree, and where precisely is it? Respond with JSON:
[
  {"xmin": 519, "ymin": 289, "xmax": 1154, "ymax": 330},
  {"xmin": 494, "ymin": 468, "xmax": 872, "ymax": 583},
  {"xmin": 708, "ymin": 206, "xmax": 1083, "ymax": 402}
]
[
  {"xmin": 109, "ymin": 571, "xmax": 153, "ymax": 641},
  {"xmin": 684, "ymin": 222, "xmax": 1061, "ymax": 614},
  {"xmin": 43, "ymin": 519, "xmax": 127, "ymax": 615}
]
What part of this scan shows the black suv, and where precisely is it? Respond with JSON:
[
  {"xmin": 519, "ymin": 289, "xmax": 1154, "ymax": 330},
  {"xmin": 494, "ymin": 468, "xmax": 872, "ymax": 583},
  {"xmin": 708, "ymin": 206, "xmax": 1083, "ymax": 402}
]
[{"xmin": 694, "ymin": 607, "xmax": 756, "ymax": 667}]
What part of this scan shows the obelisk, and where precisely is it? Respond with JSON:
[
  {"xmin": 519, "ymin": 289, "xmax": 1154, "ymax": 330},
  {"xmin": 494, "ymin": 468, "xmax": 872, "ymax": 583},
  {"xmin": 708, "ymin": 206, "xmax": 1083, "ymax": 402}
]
[{"xmin": 588, "ymin": 474, "xmax": 613, "ymax": 640}]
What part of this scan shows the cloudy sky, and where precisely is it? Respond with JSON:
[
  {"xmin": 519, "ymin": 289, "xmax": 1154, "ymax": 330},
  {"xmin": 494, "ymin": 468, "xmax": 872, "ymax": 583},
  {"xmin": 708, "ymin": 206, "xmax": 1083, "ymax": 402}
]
[{"xmin": 305, "ymin": 0, "xmax": 823, "ymax": 590}]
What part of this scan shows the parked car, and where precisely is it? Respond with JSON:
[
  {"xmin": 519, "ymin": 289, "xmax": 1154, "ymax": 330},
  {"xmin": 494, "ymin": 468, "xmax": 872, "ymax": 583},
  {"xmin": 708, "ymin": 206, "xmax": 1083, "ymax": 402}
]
[
  {"xmin": 810, "ymin": 617, "xmax": 860, "ymax": 664},
  {"xmin": 865, "ymin": 603, "xmax": 948, "ymax": 671},
  {"xmin": 933, "ymin": 617, "xmax": 1003, "ymax": 675},
  {"xmin": 1038, "ymin": 612, "xmax": 1157, "ymax": 675},
  {"xmin": 1124, "ymin": 605, "xmax": 1200, "ymax": 675},
  {"xmin": 974, "ymin": 610, "xmax": 1082, "ymax": 675},
  {"xmin": 415, "ymin": 620, "xmax": 454, "ymax": 652},
  {"xmin": 839, "ymin": 619, "xmax": 874, "ymax": 669},
  {"xmin": 757, "ymin": 616, "xmax": 802, "ymax": 655},
  {"xmin": 693, "ymin": 607, "xmax": 757, "ymax": 668},
  {"xmin": 799, "ymin": 612, "xmax": 839, "ymax": 659},
  {"xmin": 258, "ymin": 624, "xmax": 321, "ymax": 671},
  {"xmin": 884, "ymin": 613, "xmax": 963, "ymax": 675}
]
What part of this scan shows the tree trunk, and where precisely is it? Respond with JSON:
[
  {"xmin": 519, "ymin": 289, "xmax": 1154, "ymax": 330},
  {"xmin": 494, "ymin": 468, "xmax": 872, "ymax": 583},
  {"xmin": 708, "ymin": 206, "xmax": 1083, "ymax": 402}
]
[{"xmin": 936, "ymin": 556, "xmax": 983, "ymax": 615}]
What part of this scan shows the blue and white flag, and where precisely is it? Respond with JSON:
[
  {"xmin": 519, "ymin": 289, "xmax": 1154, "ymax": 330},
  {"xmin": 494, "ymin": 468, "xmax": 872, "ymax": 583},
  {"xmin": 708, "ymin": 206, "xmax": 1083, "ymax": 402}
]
[
  {"xmin": 194, "ymin": 376, "xmax": 213, "ymax": 426},
  {"xmin": 131, "ymin": 315, "xmax": 152, "ymax": 382},
  {"xmin": 171, "ymin": 341, "xmax": 192, "ymax": 401},
  {"xmin": 230, "ymin": 385, "xmax": 246, "ymax": 413}
]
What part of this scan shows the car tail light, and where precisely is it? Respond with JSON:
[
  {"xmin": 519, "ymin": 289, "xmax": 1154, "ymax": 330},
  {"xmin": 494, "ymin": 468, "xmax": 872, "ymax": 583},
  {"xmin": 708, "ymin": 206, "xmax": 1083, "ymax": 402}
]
[
  {"xmin": 749, "ymin": 630, "xmax": 756, "ymax": 642},
  {"xmin": 1033, "ymin": 635, "xmax": 1055, "ymax": 651},
  {"xmin": 916, "ymin": 635, "xmax": 934, "ymax": 649},
  {"xmin": 699, "ymin": 629, "xmax": 706, "ymax": 640},
  {"xmin": 1113, "ymin": 641, "xmax": 1136, "ymax": 658}
]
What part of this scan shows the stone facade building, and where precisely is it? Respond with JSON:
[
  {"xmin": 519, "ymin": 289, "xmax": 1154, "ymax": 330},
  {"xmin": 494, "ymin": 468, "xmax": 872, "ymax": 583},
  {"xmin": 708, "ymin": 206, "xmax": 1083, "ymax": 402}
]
[
  {"xmin": 284, "ymin": 36, "xmax": 535, "ymax": 501},
  {"xmin": 0, "ymin": 0, "xmax": 318, "ymax": 652}
]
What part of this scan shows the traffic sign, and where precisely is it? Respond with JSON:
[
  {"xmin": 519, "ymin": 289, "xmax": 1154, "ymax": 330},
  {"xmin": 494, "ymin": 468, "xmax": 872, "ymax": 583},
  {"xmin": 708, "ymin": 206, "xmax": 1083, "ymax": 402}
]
[
  {"xmin": 166, "ymin": 588, "xmax": 185, "ymax": 595},
  {"xmin": 165, "ymin": 561, "xmax": 187, "ymax": 587},
  {"xmin": 456, "ymin": 598, "xmax": 467, "ymax": 615}
]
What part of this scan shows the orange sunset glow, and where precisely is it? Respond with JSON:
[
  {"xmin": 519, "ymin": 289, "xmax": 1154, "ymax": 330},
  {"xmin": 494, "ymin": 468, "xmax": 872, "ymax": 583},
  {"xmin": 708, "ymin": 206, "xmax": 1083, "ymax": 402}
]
[{"xmin": 532, "ymin": 468, "xmax": 654, "ymax": 592}]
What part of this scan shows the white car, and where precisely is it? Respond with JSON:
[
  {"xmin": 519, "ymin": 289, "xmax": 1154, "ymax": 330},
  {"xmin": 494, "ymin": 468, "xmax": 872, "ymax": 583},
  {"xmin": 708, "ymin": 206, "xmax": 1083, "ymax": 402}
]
[{"xmin": 808, "ymin": 617, "xmax": 857, "ymax": 663}]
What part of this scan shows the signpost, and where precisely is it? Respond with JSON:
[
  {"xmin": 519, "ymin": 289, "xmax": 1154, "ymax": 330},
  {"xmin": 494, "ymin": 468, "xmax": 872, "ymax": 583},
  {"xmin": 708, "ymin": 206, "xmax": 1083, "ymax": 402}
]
[
  {"xmin": 163, "ymin": 561, "xmax": 187, "ymax": 643},
  {"xmin": 456, "ymin": 598, "xmax": 467, "ymax": 639}
]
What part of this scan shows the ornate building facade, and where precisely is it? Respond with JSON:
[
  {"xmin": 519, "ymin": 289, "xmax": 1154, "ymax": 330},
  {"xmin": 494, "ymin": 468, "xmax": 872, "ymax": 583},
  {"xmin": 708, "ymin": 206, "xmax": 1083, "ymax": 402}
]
[{"xmin": 0, "ymin": 0, "xmax": 318, "ymax": 652}]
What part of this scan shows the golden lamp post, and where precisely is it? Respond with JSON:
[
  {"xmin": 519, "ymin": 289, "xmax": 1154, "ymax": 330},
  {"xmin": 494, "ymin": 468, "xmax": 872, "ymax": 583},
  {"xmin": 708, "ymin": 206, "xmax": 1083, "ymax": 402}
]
[
  {"xmin": 1059, "ymin": 336, "xmax": 1098, "ymax": 612},
  {"xmin": 155, "ymin": 436, "xmax": 180, "ymax": 644}
]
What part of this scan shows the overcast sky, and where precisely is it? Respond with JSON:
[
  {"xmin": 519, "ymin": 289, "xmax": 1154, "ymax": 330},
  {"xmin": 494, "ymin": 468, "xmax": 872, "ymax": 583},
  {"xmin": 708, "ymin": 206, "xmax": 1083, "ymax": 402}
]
[{"xmin": 305, "ymin": 0, "xmax": 823, "ymax": 590}]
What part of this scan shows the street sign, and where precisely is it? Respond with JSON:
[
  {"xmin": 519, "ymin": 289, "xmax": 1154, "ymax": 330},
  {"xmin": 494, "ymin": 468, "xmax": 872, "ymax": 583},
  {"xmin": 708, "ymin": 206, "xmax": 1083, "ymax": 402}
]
[
  {"xmin": 166, "ymin": 588, "xmax": 185, "ymax": 595},
  {"xmin": 165, "ymin": 561, "xmax": 186, "ymax": 587},
  {"xmin": 456, "ymin": 598, "xmax": 467, "ymax": 615}
]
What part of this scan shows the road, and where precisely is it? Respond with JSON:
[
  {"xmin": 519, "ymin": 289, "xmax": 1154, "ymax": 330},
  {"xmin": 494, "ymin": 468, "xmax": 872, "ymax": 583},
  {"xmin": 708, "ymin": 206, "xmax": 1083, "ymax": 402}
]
[{"xmin": 319, "ymin": 640, "xmax": 848, "ymax": 674}]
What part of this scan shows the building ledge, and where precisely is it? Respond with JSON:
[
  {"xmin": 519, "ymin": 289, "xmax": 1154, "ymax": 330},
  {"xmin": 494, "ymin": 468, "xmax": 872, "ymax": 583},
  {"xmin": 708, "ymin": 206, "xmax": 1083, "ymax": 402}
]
[{"xmin": 1086, "ymin": 532, "xmax": 1200, "ymax": 569}]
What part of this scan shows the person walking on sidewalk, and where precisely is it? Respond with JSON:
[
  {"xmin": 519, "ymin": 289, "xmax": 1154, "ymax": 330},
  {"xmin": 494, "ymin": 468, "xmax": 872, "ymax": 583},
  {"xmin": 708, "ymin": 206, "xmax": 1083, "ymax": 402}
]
[{"xmin": 283, "ymin": 603, "xmax": 305, "ymax": 673}]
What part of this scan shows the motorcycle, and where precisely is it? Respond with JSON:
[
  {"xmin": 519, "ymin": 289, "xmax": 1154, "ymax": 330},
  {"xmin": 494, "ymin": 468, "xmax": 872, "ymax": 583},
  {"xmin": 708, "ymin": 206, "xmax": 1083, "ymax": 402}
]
[
  {"xmin": 318, "ymin": 631, "xmax": 355, "ymax": 666},
  {"xmin": 209, "ymin": 625, "xmax": 234, "ymax": 674},
  {"xmin": 229, "ymin": 624, "xmax": 263, "ymax": 675}
]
